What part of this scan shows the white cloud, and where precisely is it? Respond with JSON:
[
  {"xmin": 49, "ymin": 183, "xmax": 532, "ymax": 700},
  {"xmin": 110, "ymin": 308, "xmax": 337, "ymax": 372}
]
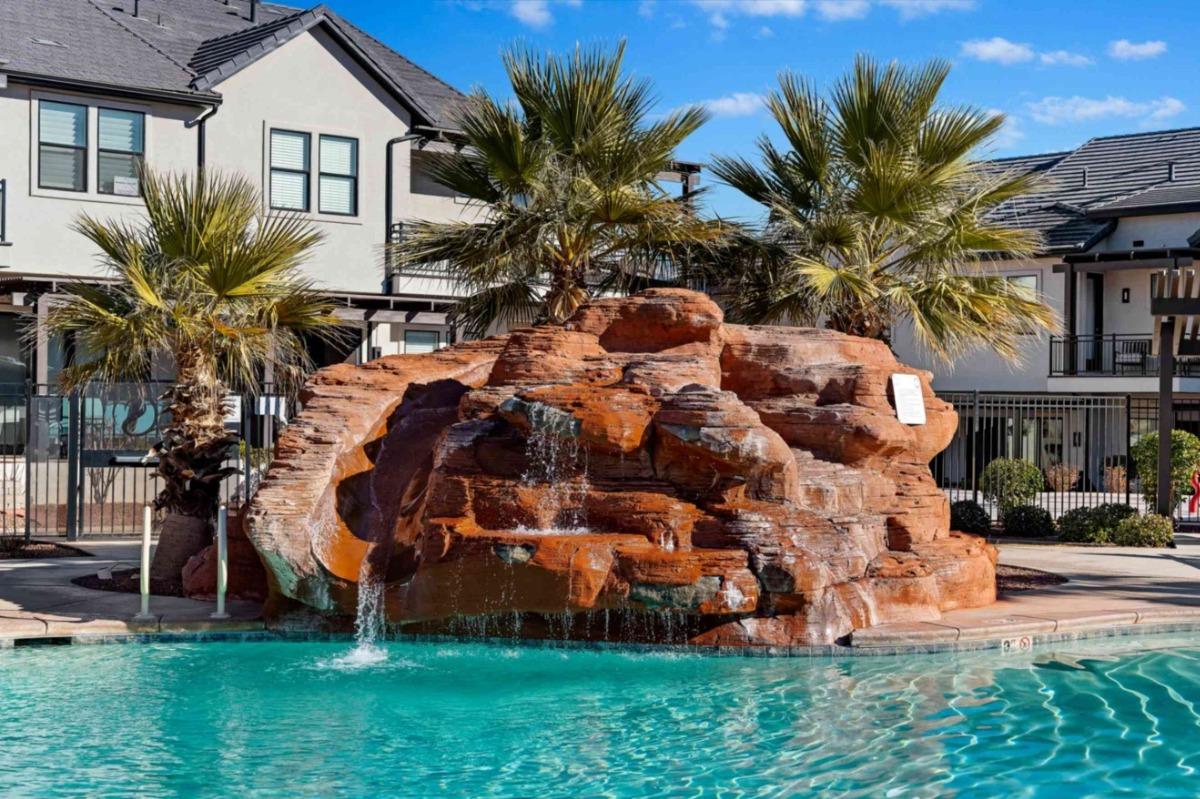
[
  {"xmin": 1108, "ymin": 39, "xmax": 1167, "ymax": 60},
  {"xmin": 510, "ymin": 0, "xmax": 551, "ymax": 26},
  {"xmin": 960, "ymin": 37, "xmax": 1034, "ymax": 65},
  {"xmin": 879, "ymin": 0, "xmax": 973, "ymax": 19},
  {"xmin": 702, "ymin": 92, "xmax": 767, "ymax": 116},
  {"xmin": 1027, "ymin": 95, "xmax": 1185, "ymax": 126},
  {"xmin": 508, "ymin": 0, "xmax": 579, "ymax": 27},
  {"xmin": 638, "ymin": 0, "xmax": 655, "ymax": 17},
  {"xmin": 1039, "ymin": 50, "xmax": 1093, "ymax": 67},
  {"xmin": 815, "ymin": 0, "xmax": 870, "ymax": 20},
  {"xmin": 757, "ymin": 25, "xmax": 775, "ymax": 37}
]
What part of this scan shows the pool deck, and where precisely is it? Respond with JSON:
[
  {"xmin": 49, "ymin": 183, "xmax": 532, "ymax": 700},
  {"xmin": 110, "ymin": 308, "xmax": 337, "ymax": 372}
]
[
  {"xmin": 0, "ymin": 539, "xmax": 263, "ymax": 644},
  {"xmin": 4, "ymin": 535, "xmax": 1200, "ymax": 652},
  {"xmin": 852, "ymin": 532, "xmax": 1200, "ymax": 650}
]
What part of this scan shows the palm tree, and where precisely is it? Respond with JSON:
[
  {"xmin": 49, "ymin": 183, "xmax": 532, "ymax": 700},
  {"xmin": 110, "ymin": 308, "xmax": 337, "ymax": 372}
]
[
  {"xmin": 391, "ymin": 42, "xmax": 726, "ymax": 339},
  {"xmin": 44, "ymin": 169, "xmax": 341, "ymax": 584},
  {"xmin": 710, "ymin": 56, "xmax": 1058, "ymax": 362}
]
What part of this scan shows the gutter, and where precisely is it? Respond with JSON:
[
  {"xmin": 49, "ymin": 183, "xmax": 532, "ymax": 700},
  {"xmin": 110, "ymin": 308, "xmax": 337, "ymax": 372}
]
[{"xmin": 2, "ymin": 71, "xmax": 222, "ymax": 108}]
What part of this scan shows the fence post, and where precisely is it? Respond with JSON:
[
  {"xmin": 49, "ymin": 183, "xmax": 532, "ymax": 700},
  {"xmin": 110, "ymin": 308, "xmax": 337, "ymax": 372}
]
[
  {"xmin": 22, "ymin": 380, "xmax": 32, "ymax": 543},
  {"xmin": 64, "ymin": 390, "xmax": 81, "ymax": 540},
  {"xmin": 242, "ymin": 392, "xmax": 252, "ymax": 506},
  {"xmin": 211, "ymin": 504, "xmax": 230, "ymax": 620},
  {"xmin": 970, "ymin": 390, "xmax": 980, "ymax": 504},
  {"xmin": 1125, "ymin": 394, "xmax": 1132, "ymax": 507}
]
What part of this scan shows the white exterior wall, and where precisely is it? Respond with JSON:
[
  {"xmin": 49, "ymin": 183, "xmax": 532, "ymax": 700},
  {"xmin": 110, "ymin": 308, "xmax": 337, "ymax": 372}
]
[
  {"xmin": 890, "ymin": 257, "xmax": 1063, "ymax": 392},
  {"xmin": 204, "ymin": 27, "xmax": 478, "ymax": 296},
  {"xmin": 0, "ymin": 26, "xmax": 475, "ymax": 304},
  {"xmin": 0, "ymin": 82, "xmax": 196, "ymax": 276}
]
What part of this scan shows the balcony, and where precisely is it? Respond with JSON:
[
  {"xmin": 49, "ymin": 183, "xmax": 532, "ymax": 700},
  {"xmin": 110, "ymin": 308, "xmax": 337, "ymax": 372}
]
[{"xmin": 1049, "ymin": 334, "xmax": 1200, "ymax": 377}]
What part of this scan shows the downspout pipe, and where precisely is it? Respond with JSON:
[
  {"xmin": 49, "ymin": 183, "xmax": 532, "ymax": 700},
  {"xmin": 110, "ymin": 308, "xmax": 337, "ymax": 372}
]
[
  {"xmin": 190, "ymin": 105, "xmax": 219, "ymax": 170},
  {"xmin": 384, "ymin": 133, "xmax": 426, "ymax": 243}
]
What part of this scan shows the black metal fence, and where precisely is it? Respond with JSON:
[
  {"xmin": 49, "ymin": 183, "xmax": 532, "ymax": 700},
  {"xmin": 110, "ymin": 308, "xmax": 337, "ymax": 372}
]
[
  {"xmin": 0, "ymin": 381, "xmax": 293, "ymax": 541},
  {"xmin": 931, "ymin": 391, "xmax": 1198, "ymax": 522}
]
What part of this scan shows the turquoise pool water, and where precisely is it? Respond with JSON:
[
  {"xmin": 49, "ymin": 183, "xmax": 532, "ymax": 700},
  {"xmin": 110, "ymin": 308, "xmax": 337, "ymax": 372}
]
[{"xmin": 4, "ymin": 635, "xmax": 1200, "ymax": 797}]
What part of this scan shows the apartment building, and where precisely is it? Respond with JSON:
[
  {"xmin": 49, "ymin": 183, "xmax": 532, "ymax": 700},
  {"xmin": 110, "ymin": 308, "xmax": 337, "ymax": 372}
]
[
  {"xmin": 0, "ymin": 0, "xmax": 507, "ymax": 384},
  {"xmin": 891, "ymin": 127, "xmax": 1200, "ymax": 507}
]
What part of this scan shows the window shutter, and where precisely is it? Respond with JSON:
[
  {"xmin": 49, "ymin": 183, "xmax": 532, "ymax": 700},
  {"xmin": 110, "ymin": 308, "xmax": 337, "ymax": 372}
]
[
  {"xmin": 40, "ymin": 102, "xmax": 86, "ymax": 147},
  {"xmin": 271, "ymin": 131, "xmax": 309, "ymax": 170},
  {"xmin": 98, "ymin": 109, "xmax": 144, "ymax": 153},
  {"xmin": 320, "ymin": 137, "xmax": 356, "ymax": 175},
  {"xmin": 271, "ymin": 172, "xmax": 307, "ymax": 211},
  {"xmin": 319, "ymin": 176, "xmax": 354, "ymax": 214}
]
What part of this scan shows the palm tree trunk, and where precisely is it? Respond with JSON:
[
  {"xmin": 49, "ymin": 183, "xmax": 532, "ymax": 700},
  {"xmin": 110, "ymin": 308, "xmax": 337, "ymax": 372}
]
[{"xmin": 150, "ymin": 350, "xmax": 238, "ymax": 584}]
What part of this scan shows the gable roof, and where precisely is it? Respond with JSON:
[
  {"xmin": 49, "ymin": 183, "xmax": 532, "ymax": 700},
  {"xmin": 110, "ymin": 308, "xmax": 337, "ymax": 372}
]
[
  {"xmin": 987, "ymin": 127, "xmax": 1200, "ymax": 254},
  {"xmin": 0, "ymin": 0, "xmax": 466, "ymax": 128}
]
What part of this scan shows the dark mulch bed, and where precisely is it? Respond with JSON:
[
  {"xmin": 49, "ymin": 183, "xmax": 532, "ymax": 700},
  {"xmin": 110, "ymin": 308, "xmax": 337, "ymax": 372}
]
[
  {"xmin": 0, "ymin": 539, "xmax": 92, "ymax": 560},
  {"xmin": 997, "ymin": 564, "xmax": 1068, "ymax": 593},
  {"xmin": 72, "ymin": 567, "xmax": 184, "ymax": 598}
]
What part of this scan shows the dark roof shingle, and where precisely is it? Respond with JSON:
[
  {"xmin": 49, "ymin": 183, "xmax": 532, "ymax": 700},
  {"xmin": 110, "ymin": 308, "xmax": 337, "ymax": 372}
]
[{"xmin": 0, "ymin": 0, "xmax": 466, "ymax": 128}]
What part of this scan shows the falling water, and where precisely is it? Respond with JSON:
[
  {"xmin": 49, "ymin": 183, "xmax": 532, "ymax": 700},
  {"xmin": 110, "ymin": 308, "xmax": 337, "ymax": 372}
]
[{"xmin": 520, "ymin": 401, "xmax": 589, "ymax": 534}]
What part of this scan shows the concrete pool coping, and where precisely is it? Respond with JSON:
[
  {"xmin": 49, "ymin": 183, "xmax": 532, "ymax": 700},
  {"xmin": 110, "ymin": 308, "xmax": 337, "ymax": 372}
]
[{"xmin": 5, "ymin": 536, "xmax": 1200, "ymax": 656}]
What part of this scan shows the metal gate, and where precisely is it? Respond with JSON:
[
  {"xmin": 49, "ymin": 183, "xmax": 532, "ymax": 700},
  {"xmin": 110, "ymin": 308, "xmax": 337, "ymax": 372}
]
[{"xmin": 0, "ymin": 381, "xmax": 291, "ymax": 541}]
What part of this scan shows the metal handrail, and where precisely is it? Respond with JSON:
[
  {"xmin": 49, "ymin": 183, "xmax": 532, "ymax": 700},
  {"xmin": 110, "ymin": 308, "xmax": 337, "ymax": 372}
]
[{"xmin": 1049, "ymin": 333, "xmax": 1200, "ymax": 377}]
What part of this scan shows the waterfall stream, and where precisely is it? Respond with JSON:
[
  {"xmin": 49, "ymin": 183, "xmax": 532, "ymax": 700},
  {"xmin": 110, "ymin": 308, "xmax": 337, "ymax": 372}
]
[{"xmin": 520, "ymin": 402, "xmax": 589, "ymax": 534}]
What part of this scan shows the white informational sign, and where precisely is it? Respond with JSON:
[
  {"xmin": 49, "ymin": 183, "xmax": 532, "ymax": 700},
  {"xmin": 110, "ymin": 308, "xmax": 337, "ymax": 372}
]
[
  {"xmin": 112, "ymin": 176, "xmax": 140, "ymax": 197},
  {"xmin": 890, "ymin": 373, "xmax": 926, "ymax": 425}
]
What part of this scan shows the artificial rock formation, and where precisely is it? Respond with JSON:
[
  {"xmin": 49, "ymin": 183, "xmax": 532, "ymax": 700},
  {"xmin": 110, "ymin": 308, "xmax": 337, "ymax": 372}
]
[{"xmin": 246, "ymin": 289, "xmax": 996, "ymax": 646}]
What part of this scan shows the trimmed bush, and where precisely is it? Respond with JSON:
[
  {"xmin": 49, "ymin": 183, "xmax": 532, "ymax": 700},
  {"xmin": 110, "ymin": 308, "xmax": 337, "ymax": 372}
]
[
  {"xmin": 1001, "ymin": 504, "xmax": 1055, "ymax": 538},
  {"xmin": 979, "ymin": 458, "xmax": 1044, "ymax": 518},
  {"xmin": 950, "ymin": 500, "xmax": 991, "ymax": 535},
  {"xmin": 1044, "ymin": 462, "xmax": 1079, "ymax": 492},
  {"xmin": 1130, "ymin": 430, "xmax": 1200, "ymax": 509},
  {"xmin": 1111, "ymin": 513, "xmax": 1174, "ymax": 547},
  {"xmin": 1056, "ymin": 503, "xmax": 1136, "ymax": 543}
]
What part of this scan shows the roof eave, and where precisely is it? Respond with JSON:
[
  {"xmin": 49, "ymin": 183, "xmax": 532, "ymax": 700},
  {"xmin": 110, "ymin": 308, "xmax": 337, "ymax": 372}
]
[
  {"xmin": 1087, "ymin": 201, "xmax": 1200, "ymax": 220},
  {"xmin": 4, "ymin": 71, "xmax": 221, "ymax": 107}
]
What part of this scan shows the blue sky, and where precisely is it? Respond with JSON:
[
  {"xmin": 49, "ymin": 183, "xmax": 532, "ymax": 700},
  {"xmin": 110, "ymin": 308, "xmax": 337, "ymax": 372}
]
[{"xmin": 324, "ymin": 0, "xmax": 1193, "ymax": 222}]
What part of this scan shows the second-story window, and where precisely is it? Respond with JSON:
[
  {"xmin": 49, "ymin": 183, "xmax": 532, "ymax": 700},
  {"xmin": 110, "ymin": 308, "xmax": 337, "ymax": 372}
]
[
  {"xmin": 38, "ymin": 100, "xmax": 87, "ymax": 192},
  {"xmin": 270, "ymin": 129, "xmax": 310, "ymax": 212},
  {"xmin": 318, "ymin": 136, "xmax": 358, "ymax": 216},
  {"xmin": 98, "ymin": 108, "xmax": 145, "ymax": 196}
]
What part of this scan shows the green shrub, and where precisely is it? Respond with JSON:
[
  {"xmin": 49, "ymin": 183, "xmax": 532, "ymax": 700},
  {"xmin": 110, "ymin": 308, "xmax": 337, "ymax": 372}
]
[
  {"xmin": 1056, "ymin": 503, "xmax": 1136, "ymax": 543},
  {"xmin": 980, "ymin": 458, "xmax": 1044, "ymax": 517},
  {"xmin": 1111, "ymin": 513, "xmax": 1174, "ymax": 547},
  {"xmin": 1130, "ymin": 430, "xmax": 1200, "ymax": 509},
  {"xmin": 950, "ymin": 500, "xmax": 991, "ymax": 535},
  {"xmin": 1001, "ymin": 505, "xmax": 1055, "ymax": 538}
]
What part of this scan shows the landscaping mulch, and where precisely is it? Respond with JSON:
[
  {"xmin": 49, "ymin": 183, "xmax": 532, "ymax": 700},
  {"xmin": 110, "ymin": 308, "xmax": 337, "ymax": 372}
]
[
  {"xmin": 0, "ymin": 539, "xmax": 92, "ymax": 560},
  {"xmin": 72, "ymin": 568, "xmax": 184, "ymax": 598},
  {"xmin": 997, "ymin": 564, "xmax": 1068, "ymax": 593}
]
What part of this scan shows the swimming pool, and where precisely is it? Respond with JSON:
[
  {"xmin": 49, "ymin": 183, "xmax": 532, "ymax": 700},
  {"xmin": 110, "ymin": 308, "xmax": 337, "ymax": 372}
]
[{"xmin": 3, "ymin": 635, "xmax": 1200, "ymax": 797}]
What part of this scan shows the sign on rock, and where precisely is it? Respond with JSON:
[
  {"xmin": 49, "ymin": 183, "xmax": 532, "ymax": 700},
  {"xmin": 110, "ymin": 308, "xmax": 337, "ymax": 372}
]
[{"xmin": 890, "ymin": 374, "xmax": 926, "ymax": 425}]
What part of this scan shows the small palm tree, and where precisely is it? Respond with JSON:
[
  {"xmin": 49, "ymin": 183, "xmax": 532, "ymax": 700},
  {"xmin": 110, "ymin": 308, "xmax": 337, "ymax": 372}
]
[
  {"xmin": 44, "ymin": 169, "xmax": 341, "ymax": 583},
  {"xmin": 710, "ymin": 56, "xmax": 1058, "ymax": 361},
  {"xmin": 392, "ymin": 42, "xmax": 726, "ymax": 339}
]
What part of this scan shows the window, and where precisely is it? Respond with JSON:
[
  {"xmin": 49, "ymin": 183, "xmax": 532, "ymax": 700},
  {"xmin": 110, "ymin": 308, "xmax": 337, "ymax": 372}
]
[
  {"xmin": 1008, "ymin": 274, "xmax": 1038, "ymax": 293},
  {"xmin": 97, "ymin": 108, "xmax": 144, "ymax": 195},
  {"xmin": 270, "ymin": 129, "xmax": 310, "ymax": 211},
  {"xmin": 319, "ymin": 136, "xmax": 358, "ymax": 215},
  {"xmin": 39, "ymin": 101, "xmax": 87, "ymax": 192},
  {"xmin": 404, "ymin": 330, "xmax": 439, "ymax": 354}
]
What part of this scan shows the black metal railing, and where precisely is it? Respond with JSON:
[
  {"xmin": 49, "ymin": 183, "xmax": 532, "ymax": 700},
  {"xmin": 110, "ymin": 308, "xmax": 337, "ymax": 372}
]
[
  {"xmin": 0, "ymin": 178, "xmax": 7, "ymax": 243},
  {"xmin": 1049, "ymin": 334, "xmax": 1200, "ymax": 377}
]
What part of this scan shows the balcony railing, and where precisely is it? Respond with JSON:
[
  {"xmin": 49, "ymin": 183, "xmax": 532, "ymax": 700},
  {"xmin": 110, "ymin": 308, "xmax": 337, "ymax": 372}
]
[{"xmin": 1049, "ymin": 334, "xmax": 1200, "ymax": 377}]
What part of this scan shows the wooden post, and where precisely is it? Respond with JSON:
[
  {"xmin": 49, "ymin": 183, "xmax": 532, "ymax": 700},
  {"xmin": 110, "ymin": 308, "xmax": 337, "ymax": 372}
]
[{"xmin": 1157, "ymin": 317, "xmax": 1176, "ymax": 517}]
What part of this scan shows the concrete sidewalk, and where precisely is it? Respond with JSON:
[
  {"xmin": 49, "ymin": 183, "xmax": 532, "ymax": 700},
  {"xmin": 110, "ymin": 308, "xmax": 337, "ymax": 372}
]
[
  {"xmin": 852, "ymin": 533, "xmax": 1200, "ymax": 648},
  {"xmin": 0, "ymin": 538, "xmax": 263, "ymax": 641}
]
